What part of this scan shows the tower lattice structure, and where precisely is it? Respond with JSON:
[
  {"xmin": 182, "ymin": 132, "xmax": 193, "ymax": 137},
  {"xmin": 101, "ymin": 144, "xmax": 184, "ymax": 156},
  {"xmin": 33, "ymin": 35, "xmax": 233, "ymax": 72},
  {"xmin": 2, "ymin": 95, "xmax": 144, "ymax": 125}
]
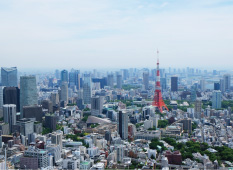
[{"xmin": 152, "ymin": 50, "xmax": 169, "ymax": 112}]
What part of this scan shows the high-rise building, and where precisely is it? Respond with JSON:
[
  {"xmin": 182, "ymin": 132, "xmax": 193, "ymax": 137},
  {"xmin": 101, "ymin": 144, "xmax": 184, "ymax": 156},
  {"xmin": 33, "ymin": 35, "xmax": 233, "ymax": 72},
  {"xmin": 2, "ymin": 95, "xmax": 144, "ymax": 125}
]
[
  {"xmin": 117, "ymin": 111, "xmax": 128, "ymax": 140},
  {"xmin": 200, "ymin": 79, "xmax": 205, "ymax": 91},
  {"xmin": 3, "ymin": 104, "xmax": 16, "ymax": 133},
  {"xmin": 220, "ymin": 79, "xmax": 225, "ymax": 92},
  {"xmin": 190, "ymin": 85, "xmax": 197, "ymax": 102},
  {"xmin": 92, "ymin": 78, "xmax": 107, "ymax": 89},
  {"xmin": 51, "ymin": 132, "xmax": 63, "ymax": 150},
  {"xmin": 45, "ymin": 114, "xmax": 57, "ymax": 131},
  {"xmin": 107, "ymin": 74, "xmax": 114, "ymax": 88},
  {"xmin": 117, "ymin": 75, "xmax": 122, "ymax": 89},
  {"xmin": 60, "ymin": 70, "xmax": 68, "ymax": 82},
  {"xmin": 116, "ymin": 145, "xmax": 125, "ymax": 162},
  {"xmin": 50, "ymin": 92, "xmax": 59, "ymax": 106},
  {"xmin": 194, "ymin": 100, "xmax": 202, "ymax": 119},
  {"xmin": 122, "ymin": 69, "xmax": 129, "ymax": 80},
  {"xmin": 91, "ymin": 96, "xmax": 104, "ymax": 116},
  {"xmin": 1, "ymin": 67, "xmax": 18, "ymax": 87},
  {"xmin": 0, "ymin": 86, "xmax": 4, "ymax": 109},
  {"xmin": 60, "ymin": 82, "xmax": 68, "ymax": 104},
  {"xmin": 171, "ymin": 76, "xmax": 178, "ymax": 92},
  {"xmin": 214, "ymin": 82, "xmax": 220, "ymax": 90},
  {"xmin": 223, "ymin": 74, "xmax": 231, "ymax": 92},
  {"xmin": 3, "ymin": 87, "xmax": 20, "ymax": 112},
  {"xmin": 212, "ymin": 90, "xmax": 222, "ymax": 109},
  {"xmin": 83, "ymin": 74, "xmax": 92, "ymax": 104},
  {"xmin": 143, "ymin": 72, "xmax": 149, "ymax": 90},
  {"xmin": 23, "ymin": 105, "xmax": 43, "ymax": 122},
  {"xmin": 20, "ymin": 76, "xmax": 38, "ymax": 117},
  {"xmin": 41, "ymin": 100, "xmax": 53, "ymax": 113},
  {"xmin": 69, "ymin": 69, "xmax": 80, "ymax": 89},
  {"xmin": 55, "ymin": 69, "xmax": 60, "ymax": 79},
  {"xmin": 14, "ymin": 118, "xmax": 34, "ymax": 136},
  {"xmin": 21, "ymin": 146, "xmax": 49, "ymax": 169},
  {"xmin": 160, "ymin": 78, "xmax": 167, "ymax": 92}
]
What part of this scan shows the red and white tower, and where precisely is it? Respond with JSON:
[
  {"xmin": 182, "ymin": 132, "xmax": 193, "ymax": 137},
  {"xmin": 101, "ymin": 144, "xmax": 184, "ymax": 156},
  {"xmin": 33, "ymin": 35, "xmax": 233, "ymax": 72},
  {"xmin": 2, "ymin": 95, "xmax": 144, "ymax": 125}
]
[{"xmin": 152, "ymin": 50, "xmax": 169, "ymax": 112}]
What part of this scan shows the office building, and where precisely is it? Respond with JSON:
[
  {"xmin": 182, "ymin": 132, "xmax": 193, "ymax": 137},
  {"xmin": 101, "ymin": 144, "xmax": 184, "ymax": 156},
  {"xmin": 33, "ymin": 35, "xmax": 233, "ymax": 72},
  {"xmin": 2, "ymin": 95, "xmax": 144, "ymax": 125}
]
[
  {"xmin": 41, "ymin": 100, "xmax": 53, "ymax": 113},
  {"xmin": 143, "ymin": 72, "xmax": 149, "ymax": 90},
  {"xmin": 14, "ymin": 118, "xmax": 34, "ymax": 136},
  {"xmin": 45, "ymin": 114, "xmax": 57, "ymax": 131},
  {"xmin": 200, "ymin": 79, "xmax": 205, "ymax": 91},
  {"xmin": 194, "ymin": 100, "xmax": 202, "ymax": 119},
  {"xmin": 107, "ymin": 74, "xmax": 114, "ymax": 88},
  {"xmin": 223, "ymin": 74, "xmax": 231, "ymax": 91},
  {"xmin": 212, "ymin": 90, "xmax": 222, "ymax": 109},
  {"xmin": 117, "ymin": 111, "xmax": 128, "ymax": 140},
  {"xmin": 3, "ymin": 104, "xmax": 16, "ymax": 133},
  {"xmin": 83, "ymin": 74, "xmax": 92, "ymax": 104},
  {"xmin": 117, "ymin": 74, "xmax": 122, "ymax": 89},
  {"xmin": 220, "ymin": 79, "xmax": 225, "ymax": 92},
  {"xmin": 51, "ymin": 132, "xmax": 63, "ymax": 150},
  {"xmin": 91, "ymin": 96, "xmax": 104, "ymax": 116},
  {"xmin": 61, "ymin": 70, "xmax": 68, "ymax": 82},
  {"xmin": 46, "ymin": 144, "xmax": 61, "ymax": 164},
  {"xmin": 23, "ymin": 105, "xmax": 43, "ymax": 122},
  {"xmin": 21, "ymin": 146, "xmax": 48, "ymax": 169},
  {"xmin": 20, "ymin": 76, "xmax": 38, "ymax": 117},
  {"xmin": 190, "ymin": 85, "xmax": 197, "ymax": 102},
  {"xmin": 92, "ymin": 78, "xmax": 107, "ymax": 89},
  {"xmin": 160, "ymin": 78, "xmax": 167, "ymax": 92},
  {"xmin": 214, "ymin": 82, "xmax": 220, "ymax": 90},
  {"xmin": 69, "ymin": 70, "xmax": 80, "ymax": 90},
  {"xmin": 60, "ymin": 81, "xmax": 68, "ymax": 104},
  {"xmin": 1, "ymin": 67, "xmax": 18, "ymax": 87},
  {"xmin": 3, "ymin": 87, "xmax": 20, "ymax": 112},
  {"xmin": 116, "ymin": 145, "xmax": 125, "ymax": 162},
  {"xmin": 0, "ymin": 86, "xmax": 4, "ymax": 109},
  {"xmin": 50, "ymin": 92, "xmax": 59, "ymax": 106},
  {"xmin": 0, "ymin": 123, "xmax": 9, "ymax": 135},
  {"xmin": 171, "ymin": 76, "xmax": 178, "ymax": 92}
]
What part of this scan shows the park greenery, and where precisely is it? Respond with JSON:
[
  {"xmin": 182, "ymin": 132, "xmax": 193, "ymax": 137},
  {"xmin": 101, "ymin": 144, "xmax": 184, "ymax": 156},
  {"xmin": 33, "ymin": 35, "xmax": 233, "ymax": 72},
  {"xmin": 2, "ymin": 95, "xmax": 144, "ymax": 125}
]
[
  {"xmin": 42, "ymin": 127, "xmax": 52, "ymax": 135},
  {"xmin": 222, "ymin": 100, "xmax": 233, "ymax": 109},
  {"xmin": 192, "ymin": 122, "xmax": 198, "ymax": 131},
  {"xmin": 162, "ymin": 137, "xmax": 233, "ymax": 164},
  {"xmin": 149, "ymin": 138, "xmax": 167, "ymax": 151},
  {"xmin": 122, "ymin": 84, "xmax": 140, "ymax": 90},
  {"xmin": 90, "ymin": 123, "xmax": 99, "ymax": 128},
  {"xmin": 136, "ymin": 123, "xmax": 143, "ymax": 128},
  {"xmin": 158, "ymin": 120, "xmax": 169, "ymax": 128}
]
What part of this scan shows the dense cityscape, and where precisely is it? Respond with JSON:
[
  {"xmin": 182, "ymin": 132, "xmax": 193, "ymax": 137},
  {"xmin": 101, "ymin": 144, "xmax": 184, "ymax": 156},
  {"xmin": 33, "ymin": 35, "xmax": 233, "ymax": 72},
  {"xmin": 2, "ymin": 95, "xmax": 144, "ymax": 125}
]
[{"xmin": 0, "ymin": 61, "xmax": 233, "ymax": 169}]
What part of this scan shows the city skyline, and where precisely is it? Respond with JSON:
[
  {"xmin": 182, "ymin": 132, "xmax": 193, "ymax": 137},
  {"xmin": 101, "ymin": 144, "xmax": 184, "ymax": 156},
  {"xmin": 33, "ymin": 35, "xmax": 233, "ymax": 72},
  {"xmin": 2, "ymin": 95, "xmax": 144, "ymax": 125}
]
[{"xmin": 0, "ymin": 0, "xmax": 233, "ymax": 69}]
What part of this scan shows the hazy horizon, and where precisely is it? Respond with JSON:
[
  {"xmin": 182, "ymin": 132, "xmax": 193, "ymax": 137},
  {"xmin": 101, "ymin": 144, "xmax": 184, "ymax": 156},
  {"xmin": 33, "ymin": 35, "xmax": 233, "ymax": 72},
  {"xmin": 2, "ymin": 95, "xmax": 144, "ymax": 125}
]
[{"xmin": 0, "ymin": 0, "xmax": 233, "ymax": 69}]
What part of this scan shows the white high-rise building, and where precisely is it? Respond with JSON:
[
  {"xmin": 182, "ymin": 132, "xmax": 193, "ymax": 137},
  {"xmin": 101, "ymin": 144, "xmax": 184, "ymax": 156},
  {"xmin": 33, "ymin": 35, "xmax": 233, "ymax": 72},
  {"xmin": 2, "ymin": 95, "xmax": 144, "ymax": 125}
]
[
  {"xmin": 83, "ymin": 74, "xmax": 92, "ymax": 104},
  {"xmin": 212, "ymin": 90, "xmax": 222, "ymax": 109},
  {"xmin": 3, "ymin": 104, "xmax": 16, "ymax": 133},
  {"xmin": 200, "ymin": 79, "xmax": 205, "ymax": 91}
]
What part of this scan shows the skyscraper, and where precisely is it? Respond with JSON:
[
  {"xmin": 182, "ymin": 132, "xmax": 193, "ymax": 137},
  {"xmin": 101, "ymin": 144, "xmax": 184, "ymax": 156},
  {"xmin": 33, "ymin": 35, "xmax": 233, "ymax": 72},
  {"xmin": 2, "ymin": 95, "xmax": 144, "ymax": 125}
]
[
  {"xmin": 171, "ymin": 76, "xmax": 178, "ymax": 92},
  {"xmin": 1, "ymin": 67, "xmax": 18, "ymax": 87},
  {"xmin": 117, "ymin": 74, "xmax": 122, "ymax": 89},
  {"xmin": 3, "ymin": 87, "xmax": 20, "ymax": 112},
  {"xmin": 69, "ymin": 69, "xmax": 80, "ymax": 89},
  {"xmin": 83, "ymin": 74, "xmax": 92, "ymax": 104},
  {"xmin": 212, "ymin": 90, "xmax": 222, "ymax": 109},
  {"xmin": 214, "ymin": 82, "xmax": 220, "ymax": 90},
  {"xmin": 91, "ymin": 96, "xmax": 104, "ymax": 116},
  {"xmin": 107, "ymin": 74, "xmax": 114, "ymax": 88},
  {"xmin": 60, "ymin": 70, "xmax": 68, "ymax": 82},
  {"xmin": 60, "ymin": 81, "xmax": 68, "ymax": 104},
  {"xmin": 194, "ymin": 100, "xmax": 202, "ymax": 119},
  {"xmin": 3, "ymin": 104, "xmax": 16, "ymax": 133},
  {"xmin": 220, "ymin": 79, "xmax": 225, "ymax": 92},
  {"xmin": 160, "ymin": 78, "xmax": 167, "ymax": 92},
  {"xmin": 143, "ymin": 72, "xmax": 149, "ymax": 90},
  {"xmin": 223, "ymin": 74, "xmax": 231, "ymax": 92},
  {"xmin": 20, "ymin": 76, "xmax": 38, "ymax": 117},
  {"xmin": 117, "ymin": 111, "xmax": 128, "ymax": 140},
  {"xmin": 200, "ymin": 79, "xmax": 205, "ymax": 91}
]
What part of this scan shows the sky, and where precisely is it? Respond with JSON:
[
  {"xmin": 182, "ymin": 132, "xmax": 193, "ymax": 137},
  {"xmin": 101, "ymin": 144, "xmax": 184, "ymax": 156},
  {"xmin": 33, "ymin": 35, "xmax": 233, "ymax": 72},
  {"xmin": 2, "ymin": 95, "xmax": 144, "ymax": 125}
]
[{"xmin": 0, "ymin": 0, "xmax": 233, "ymax": 70}]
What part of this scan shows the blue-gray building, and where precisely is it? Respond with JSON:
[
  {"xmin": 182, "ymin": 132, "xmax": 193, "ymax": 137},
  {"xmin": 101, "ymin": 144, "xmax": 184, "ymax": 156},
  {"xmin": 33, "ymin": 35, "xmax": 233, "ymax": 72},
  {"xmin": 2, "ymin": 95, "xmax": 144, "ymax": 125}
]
[
  {"xmin": 20, "ymin": 76, "xmax": 38, "ymax": 117},
  {"xmin": 1, "ymin": 67, "xmax": 18, "ymax": 87}
]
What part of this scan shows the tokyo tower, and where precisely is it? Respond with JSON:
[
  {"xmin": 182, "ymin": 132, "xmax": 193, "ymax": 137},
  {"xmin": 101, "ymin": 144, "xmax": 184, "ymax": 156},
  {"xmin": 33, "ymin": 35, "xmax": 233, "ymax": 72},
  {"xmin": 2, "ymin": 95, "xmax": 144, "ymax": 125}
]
[{"xmin": 152, "ymin": 50, "xmax": 169, "ymax": 112}]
